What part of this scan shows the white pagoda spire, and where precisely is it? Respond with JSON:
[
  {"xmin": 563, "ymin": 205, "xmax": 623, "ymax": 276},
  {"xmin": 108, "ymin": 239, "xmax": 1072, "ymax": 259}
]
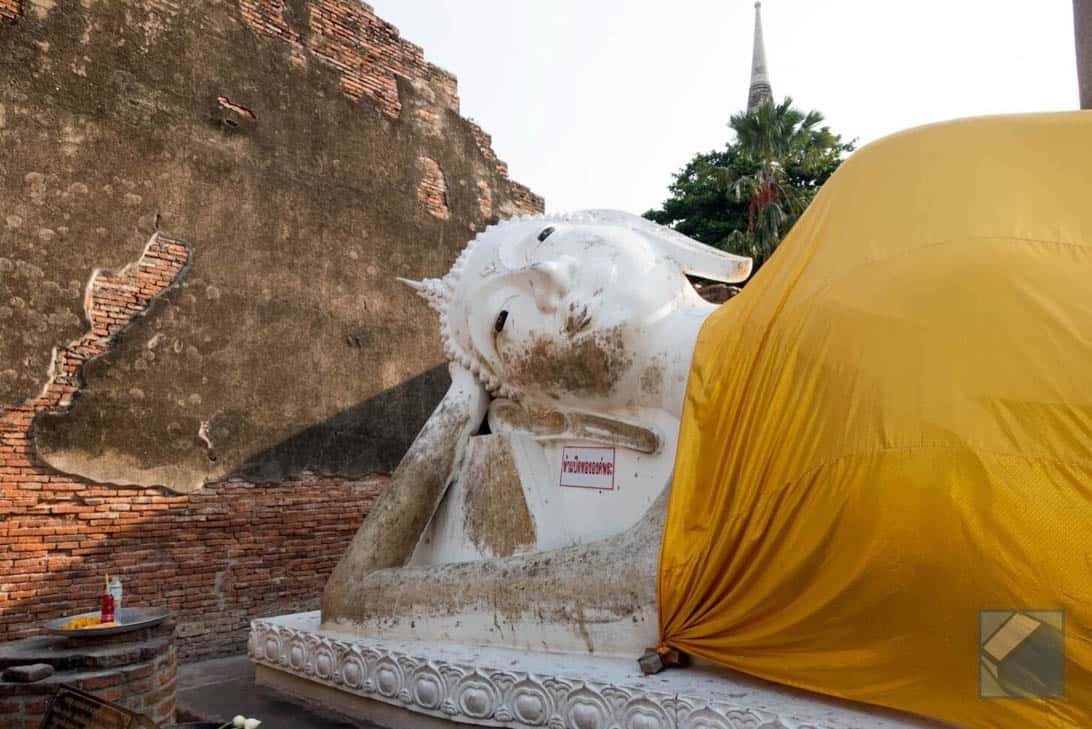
[{"xmin": 747, "ymin": 1, "xmax": 773, "ymax": 113}]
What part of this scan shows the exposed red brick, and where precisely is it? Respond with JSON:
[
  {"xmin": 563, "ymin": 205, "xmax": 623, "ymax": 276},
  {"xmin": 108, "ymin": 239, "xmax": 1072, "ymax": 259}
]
[
  {"xmin": 0, "ymin": 232, "xmax": 381, "ymax": 661},
  {"xmin": 216, "ymin": 95, "xmax": 256, "ymax": 120},
  {"xmin": 0, "ymin": 0, "xmax": 20, "ymax": 22},
  {"xmin": 0, "ymin": 1, "xmax": 544, "ymax": 665},
  {"xmin": 476, "ymin": 180, "xmax": 493, "ymax": 220},
  {"xmin": 0, "ymin": 625, "xmax": 176, "ymax": 726},
  {"xmin": 236, "ymin": 0, "xmax": 544, "ymax": 217},
  {"xmin": 467, "ymin": 122, "xmax": 504, "ymax": 174},
  {"xmin": 239, "ymin": 0, "xmax": 458, "ymax": 118},
  {"xmin": 415, "ymin": 157, "xmax": 449, "ymax": 220},
  {"xmin": 466, "ymin": 123, "xmax": 543, "ymax": 215},
  {"xmin": 508, "ymin": 181, "xmax": 545, "ymax": 217},
  {"xmin": 413, "ymin": 105, "xmax": 443, "ymax": 138}
]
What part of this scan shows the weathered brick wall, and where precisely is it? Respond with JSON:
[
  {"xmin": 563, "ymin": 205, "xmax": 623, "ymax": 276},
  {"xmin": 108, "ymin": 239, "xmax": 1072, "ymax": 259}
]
[
  {"xmin": 1, "ymin": 410, "xmax": 378, "ymax": 661},
  {"xmin": 238, "ymin": 0, "xmax": 541, "ymax": 215},
  {"xmin": 0, "ymin": 232, "xmax": 379, "ymax": 659},
  {"xmin": 238, "ymin": 0, "xmax": 459, "ymax": 118},
  {"xmin": 0, "ymin": 0, "xmax": 539, "ymax": 662},
  {"xmin": 468, "ymin": 122, "xmax": 507, "ymax": 176},
  {"xmin": 509, "ymin": 182, "xmax": 545, "ymax": 219}
]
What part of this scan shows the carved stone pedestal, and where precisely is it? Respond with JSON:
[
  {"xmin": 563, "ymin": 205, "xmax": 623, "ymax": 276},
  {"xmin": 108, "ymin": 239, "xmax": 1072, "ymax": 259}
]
[{"xmin": 250, "ymin": 613, "xmax": 937, "ymax": 729}]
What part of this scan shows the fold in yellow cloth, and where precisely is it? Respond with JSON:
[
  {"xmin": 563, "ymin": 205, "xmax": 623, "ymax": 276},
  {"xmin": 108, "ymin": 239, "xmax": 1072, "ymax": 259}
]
[{"xmin": 659, "ymin": 112, "xmax": 1092, "ymax": 729}]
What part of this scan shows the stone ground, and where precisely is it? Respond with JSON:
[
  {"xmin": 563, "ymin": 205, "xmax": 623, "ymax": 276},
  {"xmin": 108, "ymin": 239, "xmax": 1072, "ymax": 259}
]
[{"xmin": 177, "ymin": 655, "xmax": 379, "ymax": 729}]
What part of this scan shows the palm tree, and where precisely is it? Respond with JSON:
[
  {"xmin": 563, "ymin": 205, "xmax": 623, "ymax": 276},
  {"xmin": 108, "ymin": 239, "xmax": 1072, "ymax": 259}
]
[
  {"xmin": 645, "ymin": 98, "xmax": 851, "ymax": 275},
  {"xmin": 718, "ymin": 97, "xmax": 846, "ymax": 264}
]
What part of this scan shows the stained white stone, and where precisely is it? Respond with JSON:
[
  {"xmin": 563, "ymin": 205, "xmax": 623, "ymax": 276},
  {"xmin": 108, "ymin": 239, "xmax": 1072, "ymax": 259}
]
[{"xmin": 251, "ymin": 613, "xmax": 937, "ymax": 729}]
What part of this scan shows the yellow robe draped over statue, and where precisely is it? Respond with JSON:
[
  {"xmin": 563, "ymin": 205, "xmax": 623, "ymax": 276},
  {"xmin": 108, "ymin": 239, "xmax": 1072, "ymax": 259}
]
[{"xmin": 659, "ymin": 112, "xmax": 1092, "ymax": 729}]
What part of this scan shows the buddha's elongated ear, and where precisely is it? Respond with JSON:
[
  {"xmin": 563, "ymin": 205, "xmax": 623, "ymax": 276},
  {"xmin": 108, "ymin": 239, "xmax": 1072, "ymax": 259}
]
[
  {"xmin": 659, "ymin": 238, "xmax": 752, "ymax": 283},
  {"xmin": 397, "ymin": 277, "xmax": 451, "ymax": 311},
  {"xmin": 591, "ymin": 209, "xmax": 754, "ymax": 283}
]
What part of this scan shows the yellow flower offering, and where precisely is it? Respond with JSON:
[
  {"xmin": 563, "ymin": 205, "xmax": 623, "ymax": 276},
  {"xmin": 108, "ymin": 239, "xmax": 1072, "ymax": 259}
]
[{"xmin": 60, "ymin": 616, "xmax": 116, "ymax": 630}]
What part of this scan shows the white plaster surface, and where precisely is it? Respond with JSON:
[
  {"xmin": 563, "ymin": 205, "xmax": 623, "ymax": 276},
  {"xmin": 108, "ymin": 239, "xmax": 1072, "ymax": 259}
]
[
  {"xmin": 403, "ymin": 212, "xmax": 734, "ymax": 570},
  {"xmin": 343, "ymin": 212, "xmax": 750, "ymax": 659},
  {"xmin": 251, "ymin": 612, "xmax": 944, "ymax": 729},
  {"xmin": 410, "ymin": 418, "xmax": 676, "ymax": 565}
]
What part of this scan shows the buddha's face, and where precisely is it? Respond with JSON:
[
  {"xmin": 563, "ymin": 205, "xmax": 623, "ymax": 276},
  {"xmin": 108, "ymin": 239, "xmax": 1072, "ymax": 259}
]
[{"xmin": 403, "ymin": 210, "xmax": 751, "ymax": 410}]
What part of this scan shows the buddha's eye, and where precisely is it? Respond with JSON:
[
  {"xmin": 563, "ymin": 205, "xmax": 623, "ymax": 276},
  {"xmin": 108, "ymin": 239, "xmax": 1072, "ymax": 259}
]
[
  {"xmin": 537, "ymin": 226, "xmax": 555, "ymax": 242},
  {"xmin": 494, "ymin": 310, "xmax": 509, "ymax": 333}
]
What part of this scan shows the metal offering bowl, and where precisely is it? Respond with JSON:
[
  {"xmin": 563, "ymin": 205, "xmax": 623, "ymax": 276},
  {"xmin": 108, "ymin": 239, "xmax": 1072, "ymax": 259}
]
[{"xmin": 44, "ymin": 607, "xmax": 171, "ymax": 637}]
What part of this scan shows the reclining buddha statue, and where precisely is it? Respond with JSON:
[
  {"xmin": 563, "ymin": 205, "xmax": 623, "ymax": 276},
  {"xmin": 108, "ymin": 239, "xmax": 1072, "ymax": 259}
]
[
  {"xmin": 321, "ymin": 112, "xmax": 1092, "ymax": 729},
  {"xmin": 322, "ymin": 208, "xmax": 749, "ymax": 656}
]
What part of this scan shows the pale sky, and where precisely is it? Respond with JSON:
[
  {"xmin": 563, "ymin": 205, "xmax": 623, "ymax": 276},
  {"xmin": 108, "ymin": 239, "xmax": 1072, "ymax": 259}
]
[{"xmin": 376, "ymin": 1, "xmax": 1080, "ymax": 215}]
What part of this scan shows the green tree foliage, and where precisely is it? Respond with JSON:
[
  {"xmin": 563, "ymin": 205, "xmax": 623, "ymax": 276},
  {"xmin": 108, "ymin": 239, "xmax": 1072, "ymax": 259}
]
[{"xmin": 645, "ymin": 97, "xmax": 853, "ymax": 271}]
